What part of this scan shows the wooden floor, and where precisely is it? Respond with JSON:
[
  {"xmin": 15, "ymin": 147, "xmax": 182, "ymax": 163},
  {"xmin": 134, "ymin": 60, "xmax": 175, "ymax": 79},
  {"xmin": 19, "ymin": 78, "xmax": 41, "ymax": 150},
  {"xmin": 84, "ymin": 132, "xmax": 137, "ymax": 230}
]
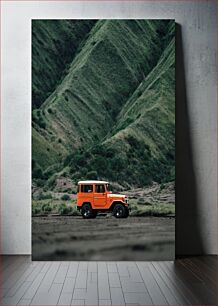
[{"xmin": 0, "ymin": 256, "xmax": 217, "ymax": 305}]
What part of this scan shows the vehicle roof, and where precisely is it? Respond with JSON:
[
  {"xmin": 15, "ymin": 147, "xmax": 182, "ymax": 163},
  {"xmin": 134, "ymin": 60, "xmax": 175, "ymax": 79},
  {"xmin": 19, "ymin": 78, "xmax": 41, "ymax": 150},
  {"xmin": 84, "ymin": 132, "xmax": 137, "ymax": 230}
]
[{"xmin": 78, "ymin": 180, "xmax": 109, "ymax": 184}]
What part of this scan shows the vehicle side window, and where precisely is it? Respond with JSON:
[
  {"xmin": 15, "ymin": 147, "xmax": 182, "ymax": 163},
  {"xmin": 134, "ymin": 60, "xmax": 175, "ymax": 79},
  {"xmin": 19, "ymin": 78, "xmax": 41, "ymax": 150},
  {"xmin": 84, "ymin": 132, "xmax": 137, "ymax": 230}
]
[
  {"xmin": 81, "ymin": 185, "xmax": 93, "ymax": 193},
  {"xmin": 95, "ymin": 184, "xmax": 105, "ymax": 193}
]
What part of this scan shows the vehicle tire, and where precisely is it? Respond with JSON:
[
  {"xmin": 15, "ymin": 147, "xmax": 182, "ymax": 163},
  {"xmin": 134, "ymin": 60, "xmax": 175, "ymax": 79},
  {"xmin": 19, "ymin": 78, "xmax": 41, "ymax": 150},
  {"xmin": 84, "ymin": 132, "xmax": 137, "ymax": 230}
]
[
  {"xmin": 113, "ymin": 203, "xmax": 126, "ymax": 218},
  {"xmin": 92, "ymin": 211, "xmax": 97, "ymax": 218},
  {"xmin": 81, "ymin": 203, "xmax": 94, "ymax": 219},
  {"xmin": 124, "ymin": 208, "xmax": 129, "ymax": 218}
]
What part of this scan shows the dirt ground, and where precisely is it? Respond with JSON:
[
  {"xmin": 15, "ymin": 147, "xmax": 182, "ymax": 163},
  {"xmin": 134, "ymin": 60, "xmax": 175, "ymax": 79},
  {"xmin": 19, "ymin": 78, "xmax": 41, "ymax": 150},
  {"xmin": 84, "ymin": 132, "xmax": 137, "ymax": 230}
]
[{"xmin": 32, "ymin": 216, "xmax": 175, "ymax": 261}]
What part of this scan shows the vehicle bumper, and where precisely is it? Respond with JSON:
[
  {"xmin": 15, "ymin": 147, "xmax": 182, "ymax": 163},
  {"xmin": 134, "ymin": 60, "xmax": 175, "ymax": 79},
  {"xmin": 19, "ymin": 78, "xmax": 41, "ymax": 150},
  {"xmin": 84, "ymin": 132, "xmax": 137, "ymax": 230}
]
[{"xmin": 125, "ymin": 204, "xmax": 131, "ymax": 211}]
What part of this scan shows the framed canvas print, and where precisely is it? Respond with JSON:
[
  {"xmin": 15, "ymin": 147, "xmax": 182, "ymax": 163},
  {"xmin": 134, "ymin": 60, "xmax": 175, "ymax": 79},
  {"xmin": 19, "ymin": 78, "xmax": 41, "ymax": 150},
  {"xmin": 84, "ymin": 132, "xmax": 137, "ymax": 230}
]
[{"xmin": 32, "ymin": 19, "xmax": 175, "ymax": 260}]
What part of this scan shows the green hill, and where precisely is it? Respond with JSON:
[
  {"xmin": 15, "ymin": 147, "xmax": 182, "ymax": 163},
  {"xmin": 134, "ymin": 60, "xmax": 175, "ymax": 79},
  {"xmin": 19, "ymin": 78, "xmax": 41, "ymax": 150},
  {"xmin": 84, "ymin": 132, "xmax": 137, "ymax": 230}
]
[
  {"xmin": 32, "ymin": 19, "xmax": 175, "ymax": 189},
  {"xmin": 32, "ymin": 20, "xmax": 96, "ymax": 108}
]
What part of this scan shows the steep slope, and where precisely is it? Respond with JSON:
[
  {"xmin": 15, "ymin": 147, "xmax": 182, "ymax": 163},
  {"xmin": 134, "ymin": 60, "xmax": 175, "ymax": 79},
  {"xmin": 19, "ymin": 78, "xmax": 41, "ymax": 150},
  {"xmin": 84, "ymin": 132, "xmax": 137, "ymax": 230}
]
[
  {"xmin": 32, "ymin": 20, "xmax": 172, "ymax": 176},
  {"xmin": 105, "ymin": 37, "xmax": 175, "ymax": 185},
  {"xmin": 32, "ymin": 20, "xmax": 96, "ymax": 108},
  {"xmin": 67, "ymin": 36, "xmax": 175, "ymax": 187}
]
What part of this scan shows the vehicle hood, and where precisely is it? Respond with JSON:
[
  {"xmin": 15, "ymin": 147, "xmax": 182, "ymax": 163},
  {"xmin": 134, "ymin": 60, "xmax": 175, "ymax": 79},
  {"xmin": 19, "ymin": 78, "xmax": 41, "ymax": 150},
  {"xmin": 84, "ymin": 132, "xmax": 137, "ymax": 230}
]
[{"xmin": 108, "ymin": 194, "xmax": 126, "ymax": 198}]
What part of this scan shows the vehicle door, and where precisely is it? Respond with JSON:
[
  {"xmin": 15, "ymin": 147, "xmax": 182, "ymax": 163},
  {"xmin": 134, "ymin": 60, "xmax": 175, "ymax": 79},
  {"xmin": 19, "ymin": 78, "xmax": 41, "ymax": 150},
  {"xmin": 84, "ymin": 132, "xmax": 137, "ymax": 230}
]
[
  {"xmin": 93, "ymin": 184, "xmax": 107, "ymax": 207},
  {"xmin": 80, "ymin": 184, "xmax": 93, "ymax": 204}
]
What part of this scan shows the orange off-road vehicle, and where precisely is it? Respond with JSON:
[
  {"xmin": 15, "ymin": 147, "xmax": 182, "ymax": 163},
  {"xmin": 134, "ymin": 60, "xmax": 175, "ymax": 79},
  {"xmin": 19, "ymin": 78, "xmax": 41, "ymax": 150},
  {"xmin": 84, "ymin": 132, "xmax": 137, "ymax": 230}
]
[{"xmin": 77, "ymin": 180, "xmax": 130, "ymax": 219}]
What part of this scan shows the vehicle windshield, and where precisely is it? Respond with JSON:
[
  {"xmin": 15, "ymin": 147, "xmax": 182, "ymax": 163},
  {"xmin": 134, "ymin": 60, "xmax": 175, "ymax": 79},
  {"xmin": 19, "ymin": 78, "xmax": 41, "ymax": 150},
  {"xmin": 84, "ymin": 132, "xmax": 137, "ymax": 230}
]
[{"xmin": 106, "ymin": 184, "xmax": 112, "ymax": 192}]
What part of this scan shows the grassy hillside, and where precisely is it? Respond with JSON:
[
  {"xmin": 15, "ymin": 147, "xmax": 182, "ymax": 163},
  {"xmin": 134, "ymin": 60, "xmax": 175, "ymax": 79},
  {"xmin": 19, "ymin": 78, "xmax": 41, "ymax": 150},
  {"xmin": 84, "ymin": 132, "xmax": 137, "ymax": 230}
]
[
  {"xmin": 32, "ymin": 20, "xmax": 96, "ymax": 108},
  {"xmin": 68, "ymin": 37, "xmax": 175, "ymax": 187},
  {"xmin": 32, "ymin": 19, "xmax": 175, "ymax": 189}
]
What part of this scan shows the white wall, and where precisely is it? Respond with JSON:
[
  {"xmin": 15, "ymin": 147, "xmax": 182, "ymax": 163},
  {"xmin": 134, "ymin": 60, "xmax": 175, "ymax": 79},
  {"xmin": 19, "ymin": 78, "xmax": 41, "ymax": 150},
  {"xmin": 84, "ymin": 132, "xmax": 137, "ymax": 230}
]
[{"xmin": 1, "ymin": 1, "xmax": 217, "ymax": 255}]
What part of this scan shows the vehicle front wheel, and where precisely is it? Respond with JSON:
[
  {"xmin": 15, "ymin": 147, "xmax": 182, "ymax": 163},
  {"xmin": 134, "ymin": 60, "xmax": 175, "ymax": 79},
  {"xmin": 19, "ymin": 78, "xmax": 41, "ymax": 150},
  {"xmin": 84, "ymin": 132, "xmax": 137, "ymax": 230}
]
[
  {"xmin": 81, "ymin": 203, "xmax": 95, "ymax": 219},
  {"xmin": 113, "ymin": 203, "xmax": 127, "ymax": 218},
  {"xmin": 124, "ymin": 208, "xmax": 129, "ymax": 218}
]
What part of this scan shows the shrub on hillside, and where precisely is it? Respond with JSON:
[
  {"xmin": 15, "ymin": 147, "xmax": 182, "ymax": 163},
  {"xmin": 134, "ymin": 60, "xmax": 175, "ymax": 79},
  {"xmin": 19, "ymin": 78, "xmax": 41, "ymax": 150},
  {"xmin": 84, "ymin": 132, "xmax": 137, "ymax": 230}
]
[
  {"xmin": 33, "ymin": 167, "xmax": 43, "ymax": 179},
  {"xmin": 42, "ymin": 203, "xmax": 52, "ymax": 212},
  {"xmin": 93, "ymin": 156, "xmax": 107, "ymax": 172},
  {"xmin": 80, "ymin": 167, "xmax": 88, "ymax": 176},
  {"xmin": 47, "ymin": 175, "xmax": 57, "ymax": 189},
  {"xmin": 86, "ymin": 171, "xmax": 98, "ymax": 180},
  {"xmin": 58, "ymin": 204, "xmax": 72, "ymax": 215},
  {"xmin": 32, "ymin": 160, "xmax": 44, "ymax": 180},
  {"xmin": 61, "ymin": 194, "xmax": 70, "ymax": 201},
  {"xmin": 37, "ymin": 192, "xmax": 53, "ymax": 200},
  {"xmin": 38, "ymin": 118, "xmax": 46, "ymax": 129},
  {"xmin": 32, "ymin": 206, "xmax": 41, "ymax": 215},
  {"xmin": 137, "ymin": 197, "xmax": 145, "ymax": 205},
  {"xmin": 34, "ymin": 179, "xmax": 44, "ymax": 187}
]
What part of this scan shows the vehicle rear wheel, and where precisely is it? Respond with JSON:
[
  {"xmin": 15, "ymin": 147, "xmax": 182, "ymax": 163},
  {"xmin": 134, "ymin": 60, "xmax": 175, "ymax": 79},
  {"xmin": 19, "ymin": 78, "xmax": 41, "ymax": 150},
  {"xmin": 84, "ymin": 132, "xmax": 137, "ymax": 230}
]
[
  {"xmin": 81, "ymin": 203, "xmax": 95, "ymax": 219},
  {"xmin": 113, "ymin": 203, "xmax": 127, "ymax": 218}
]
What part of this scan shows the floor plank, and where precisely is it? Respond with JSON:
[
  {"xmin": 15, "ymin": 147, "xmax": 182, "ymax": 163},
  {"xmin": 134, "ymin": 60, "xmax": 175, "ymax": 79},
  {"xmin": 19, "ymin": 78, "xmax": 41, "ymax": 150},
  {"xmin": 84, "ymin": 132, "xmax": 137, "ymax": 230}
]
[
  {"xmin": 171, "ymin": 259, "xmax": 216, "ymax": 305},
  {"xmin": 0, "ymin": 255, "xmax": 216, "ymax": 305},
  {"xmin": 154, "ymin": 261, "xmax": 192, "ymax": 304},
  {"xmin": 163, "ymin": 261, "xmax": 200, "ymax": 304},
  {"xmin": 2, "ymin": 257, "xmax": 32, "ymax": 289},
  {"xmin": 2, "ymin": 281, "xmax": 32, "ymax": 305},
  {"xmin": 36, "ymin": 262, "xmax": 60, "ymax": 293},
  {"xmin": 148, "ymin": 262, "xmax": 183, "ymax": 305},
  {"xmin": 137, "ymin": 263, "xmax": 169, "ymax": 305},
  {"xmin": 186, "ymin": 256, "xmax": 217, "ymax": 286},
  {"xmin": 110, "ymin": 287, "xmax": 125, "ymax": 305},
  {"xmin": 31, "ymin": 283, "xmax": 63, "ymax": 305},
  {"xmin": 98, "ymin": 262, "xmax": 111, "ymax": 300},
  {"xmin": 57, "ymin": 292, "xmax": 72, "ymax": 305}
]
